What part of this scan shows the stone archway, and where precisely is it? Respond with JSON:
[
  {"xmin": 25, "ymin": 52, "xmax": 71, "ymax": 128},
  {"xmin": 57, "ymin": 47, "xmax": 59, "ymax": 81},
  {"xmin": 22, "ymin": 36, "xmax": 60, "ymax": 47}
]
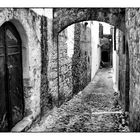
[
  {"xmin": 10, "ymin": 19, "xmax": 29, "ymax": 80},
  {"xmin": 53, "ymin": 8, "xmax": 128, "ymax": 109},
  {"xmin": 53, "ymin": 8, "xmax": 125, "ymax": 36}
]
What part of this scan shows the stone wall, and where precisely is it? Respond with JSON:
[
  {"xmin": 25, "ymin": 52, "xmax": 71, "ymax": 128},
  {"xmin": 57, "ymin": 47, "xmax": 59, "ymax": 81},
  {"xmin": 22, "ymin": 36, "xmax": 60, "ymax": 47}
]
[
  {"xmin": 57, "ymin": 22, "xmax": 92, "ymax": 105},
  {"xmin": 72, "ymin": 22, "xmax": 92, "ymax": 95},
  {"xmin": 40, "ymin": 9, "xmax": 58, "ymax": 114},
  {"xmin": 79, "ymin": 22, "xmax": 91, "ymax": 86},
  {"xmin": 72, "ymin": 23, "xmax": 81, "ymax": 95},
  {"xmin": 126, "ymin": 8, "xmax": 140, "ymax": 131},
  {"xmin": 0, "ymin": 8, "xmax": 42, "ymax": 130},
  {"xmin": 113, "ymin": 27, "xmax": 130, "ymax": 112},
  {"xmin": 58, "ymin": 28, "xmax": 73, "ymax": 105},
  {"xmin": 0, "ymin": 8, "xmax": 56, "ymax": 131},
  {"xmin": 40, "ymin": 16, "xmax": 54, "ymax": 115},
  {"xmin": 53, "ymin": 8, "xmax": 125, "ymax": 35},
  {"xmin": 117, "ymin": 29, "xmax": 127, "ymax": 110},
  {"xmin": 1, "ymin": 8, "xmax": 137, "ymax": 132}
]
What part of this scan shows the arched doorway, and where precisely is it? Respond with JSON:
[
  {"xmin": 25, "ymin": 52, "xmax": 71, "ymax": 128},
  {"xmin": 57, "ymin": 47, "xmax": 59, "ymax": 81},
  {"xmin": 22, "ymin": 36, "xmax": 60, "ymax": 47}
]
[{"xmin": 0, "ymin": 22, "xmax": 24, "ymax": 131}]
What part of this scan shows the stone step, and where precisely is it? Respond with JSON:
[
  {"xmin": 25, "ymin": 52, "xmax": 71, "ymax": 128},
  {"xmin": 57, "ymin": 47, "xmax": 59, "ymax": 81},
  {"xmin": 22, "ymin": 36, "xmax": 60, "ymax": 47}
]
[{"xmin": 92, "ymin": 111, "xmax": 122, "ymax": 115}]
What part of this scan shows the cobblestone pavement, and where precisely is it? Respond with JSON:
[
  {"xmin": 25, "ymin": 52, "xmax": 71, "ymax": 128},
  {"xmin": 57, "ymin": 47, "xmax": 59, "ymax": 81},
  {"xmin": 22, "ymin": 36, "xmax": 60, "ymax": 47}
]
[{"xmin": 28, "ymin": 68, "xmax": 130, "ymax": 132}]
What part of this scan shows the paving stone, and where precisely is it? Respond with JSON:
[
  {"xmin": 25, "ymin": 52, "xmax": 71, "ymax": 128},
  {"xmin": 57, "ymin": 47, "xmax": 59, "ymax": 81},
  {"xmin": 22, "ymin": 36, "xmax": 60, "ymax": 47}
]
[{"xmin": 28, "ymin": 68, "xmax": 129, "ymax": 132}]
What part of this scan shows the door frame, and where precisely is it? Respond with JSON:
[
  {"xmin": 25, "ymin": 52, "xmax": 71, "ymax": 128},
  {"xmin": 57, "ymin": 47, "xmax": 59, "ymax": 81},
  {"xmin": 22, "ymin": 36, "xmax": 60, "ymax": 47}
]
[{"xmin": 0, "ymin": 22, "xmax": 24, "ymax": 131}]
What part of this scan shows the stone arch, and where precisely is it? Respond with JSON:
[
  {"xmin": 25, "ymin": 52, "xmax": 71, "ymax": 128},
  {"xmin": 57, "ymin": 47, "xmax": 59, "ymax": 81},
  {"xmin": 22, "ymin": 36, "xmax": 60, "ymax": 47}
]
[
  {"xmin": 53, "ymin": 8, "xmax": 125, "ymax": 36},
  {"xmin": 54, "ymin": 8, "xmax": 127, "ymax": 108},
  {"xmin": 0, "ymin": 19, "xmax": 29, "ymax": 91},
  {"xmin": 0, "ymin": 18, "xmax": 30, "ymax": 81},
  {"xmin": 9, "ymin": 19, "xmax": 29, "ymax": 80}
]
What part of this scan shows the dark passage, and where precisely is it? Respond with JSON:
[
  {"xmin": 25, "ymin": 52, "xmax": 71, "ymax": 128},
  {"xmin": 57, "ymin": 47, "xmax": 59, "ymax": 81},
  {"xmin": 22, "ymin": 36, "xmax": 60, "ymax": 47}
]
[{"xmin": 102, "ymin": 51, "xmax": 109, "ymax": 62}]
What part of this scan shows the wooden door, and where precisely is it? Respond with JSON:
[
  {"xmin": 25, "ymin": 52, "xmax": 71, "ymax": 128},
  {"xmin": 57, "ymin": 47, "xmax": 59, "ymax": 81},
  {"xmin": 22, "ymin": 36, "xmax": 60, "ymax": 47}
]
[
  {"xmin": 0, "ymin": 22, "xmax": 24, "ymax": 131},
  {"xmin": 0, "ymin": 22, "xmax": 9, "ymax": 131}
]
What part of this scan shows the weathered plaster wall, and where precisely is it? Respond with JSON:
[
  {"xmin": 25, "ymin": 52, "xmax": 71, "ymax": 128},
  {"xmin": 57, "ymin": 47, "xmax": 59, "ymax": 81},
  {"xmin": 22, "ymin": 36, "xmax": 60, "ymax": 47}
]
[
  {"xmin": 91, "ymin": 21, "xmax": 101, "ymax": 79},
  {"xmin": 112, "ymin": 28, "xmax": 119, "ymax": 93},
  {"xmin": 126, "ymin": 8, "xmax": 140, "ymax": 131}
]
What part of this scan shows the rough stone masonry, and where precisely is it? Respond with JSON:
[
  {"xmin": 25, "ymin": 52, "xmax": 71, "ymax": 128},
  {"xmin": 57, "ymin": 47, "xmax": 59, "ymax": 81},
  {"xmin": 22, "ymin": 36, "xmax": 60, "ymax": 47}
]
[{"xmin": 1, "ymin": 8, "xmax": 140, "ymax": 132}]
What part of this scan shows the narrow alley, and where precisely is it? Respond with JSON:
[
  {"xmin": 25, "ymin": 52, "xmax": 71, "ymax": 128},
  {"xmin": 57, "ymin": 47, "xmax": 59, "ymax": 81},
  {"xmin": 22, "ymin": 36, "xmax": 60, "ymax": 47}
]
[
  {"xmin": 2, "ymin": 8, "xmax": 140, "ymax": 132},
  {"xmin": 28, "ymin": 68, "xmax": 129, "ymax": 132}
]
